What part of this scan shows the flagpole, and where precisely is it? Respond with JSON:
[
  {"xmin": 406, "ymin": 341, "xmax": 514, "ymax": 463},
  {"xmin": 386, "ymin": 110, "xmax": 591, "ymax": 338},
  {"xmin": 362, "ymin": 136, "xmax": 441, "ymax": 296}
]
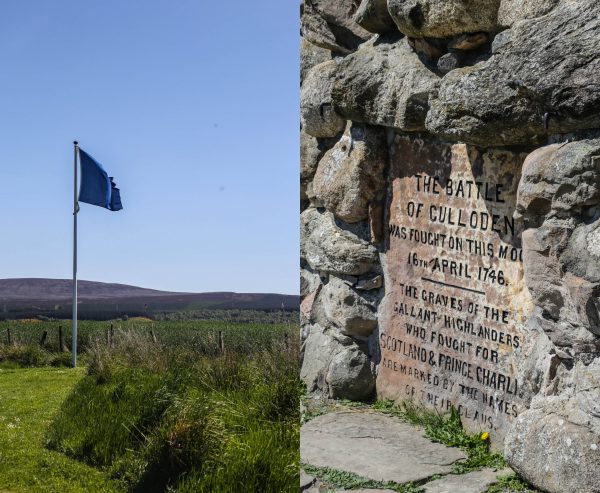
[{"xmin": 72, "ymin": 141, "xmax": 79, "ymax": 368}]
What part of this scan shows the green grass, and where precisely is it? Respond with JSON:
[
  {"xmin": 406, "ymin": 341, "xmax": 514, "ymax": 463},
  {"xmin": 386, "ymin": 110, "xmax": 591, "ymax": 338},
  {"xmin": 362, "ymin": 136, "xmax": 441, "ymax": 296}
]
[
  {"xmin": 2, "ymin": 319, "xmax": 293, "ymax": 355},
  {"xmin": 0, "ymin": 344, "xmax": 74, "ymax": 369},
  {"xmin": 486, "ymin": 474, "xmax": 539, "ymax": 493},
  {"xmin": 0, "ymin": 367, "xmax": 122, "ymax": 492},
  {"xmin": 45, "ymin": 328, "xmax": 299, "ymax": 492},
  {"xmin": 302, "ymin": 464, "xmax": 424, "ymax": 493},
  {"xmin": 0, "ymin": 320, "xmax": 299, "ymax": 492}
]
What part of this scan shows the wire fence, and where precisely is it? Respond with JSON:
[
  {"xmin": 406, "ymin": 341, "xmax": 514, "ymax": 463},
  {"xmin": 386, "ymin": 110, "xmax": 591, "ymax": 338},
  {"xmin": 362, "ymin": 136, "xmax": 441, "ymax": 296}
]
[{"xmin": 1, "ymin": 319, "xmax": 297, "ymax": 356}]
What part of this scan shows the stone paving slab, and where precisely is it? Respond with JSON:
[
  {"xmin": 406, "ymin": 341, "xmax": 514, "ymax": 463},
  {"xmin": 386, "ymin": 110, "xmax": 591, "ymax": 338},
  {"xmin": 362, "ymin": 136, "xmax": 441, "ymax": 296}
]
[
  {"xmin": 336, "ymin": 489, "xmax": 396, "ymax": 493},
  {"xmin": 303, "ymin": 484, "xmax": 321, "ymax": 493},
  {"xmin": 424, "ymin": 468, "xmax": 512, "ymax": 493},
  {"xmin": 301, "ymin": 470, "xmax": 316, "ymax": 491},
  {"xmin": 301, "ymin": 411, "xmax": 467, "ymax": 484}
]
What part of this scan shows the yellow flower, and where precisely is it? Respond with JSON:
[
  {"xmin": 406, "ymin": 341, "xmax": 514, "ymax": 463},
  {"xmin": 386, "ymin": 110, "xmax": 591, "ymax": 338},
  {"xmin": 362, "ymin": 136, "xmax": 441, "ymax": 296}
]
[{"xmin": 481, "ymin": 432, "xmax": 490, "ymax": 441}]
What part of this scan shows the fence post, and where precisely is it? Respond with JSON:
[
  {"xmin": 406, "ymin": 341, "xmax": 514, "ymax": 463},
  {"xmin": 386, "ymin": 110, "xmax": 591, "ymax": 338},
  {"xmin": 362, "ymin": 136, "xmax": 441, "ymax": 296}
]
[
  {"xmin": 284, "ymin": 332, "xmax": 289, "ymax": 351},
  {"xmin": 40, "ymin": 330, "xmax": 48, "ymax": 347},
  {"xmin": 110, "ymin": 323, "xmax": 114, "ymax": 347},
  {"xmin": 6, "ymin": 327, "xmax": 11, "ymax": 346},
  {"xmin": 59, "ymin": 325, "xmax": 65, "ymax": 352},
  {"xmin": 150, "ymin": 330, "xmax": 157, "ymax": 344},
  {"xmin": 219, "ymin": 330, "xmax": 225, "ymax": 355}
]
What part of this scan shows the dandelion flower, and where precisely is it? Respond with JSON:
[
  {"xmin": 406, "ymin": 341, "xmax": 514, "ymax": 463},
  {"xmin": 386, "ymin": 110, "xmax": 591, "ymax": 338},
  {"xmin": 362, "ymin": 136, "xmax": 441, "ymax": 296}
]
[{"xmin": 481, "ymin": 432, "xmax": 489, "ymax": 441}]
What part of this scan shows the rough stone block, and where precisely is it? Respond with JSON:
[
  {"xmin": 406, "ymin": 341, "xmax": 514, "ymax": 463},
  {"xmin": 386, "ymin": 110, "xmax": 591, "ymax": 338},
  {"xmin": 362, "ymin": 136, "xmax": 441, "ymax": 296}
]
[
  {"xmin": 332, "ymin": 36, "xmax": 440, "ymax": 131},
  {"xmin": 301, "ymin": 0, "xmax": 371, "ymax": 55},
  {"xmin": 320, "ymin": 276, "xmax": 378, "ymax": 337},
  {"xmin": 353, "ymin": 0, "xmax": 397, "ymax": 34},
  {"xmin": 497, "ymin": 0, "xmax": 559, "ymax": 27},
  {"xmin": 387, "ymin": 0, "xmax": 501, "ymax": 38},
  {"xmin": 426, "ymin": 0, "xmax": 600, "ymax": 146},
  {"xmin": 301, "ymin": 208, "xmax": 379, "ymax": 276},
  {"xmin": 312, "ymin": 122, "xmax": 387, "ymax": 223},
  {"xmin": 301, "ymin": 61, "xmax": 346, "ymax": 138}
]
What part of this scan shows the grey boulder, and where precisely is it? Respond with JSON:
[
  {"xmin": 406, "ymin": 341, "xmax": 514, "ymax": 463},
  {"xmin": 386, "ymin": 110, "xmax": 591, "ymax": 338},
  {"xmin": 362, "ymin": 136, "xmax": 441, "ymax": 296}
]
[
  {"xmin": 301, "ymin": 208, "xmax": 379, "ymax": 276},
  {"xmin": 517, "ymin": 141, "xmax": 600, "ymax": 347},
  {"xmin": 332, "ymin": 36, "xmax": 440, "ymax": 131},
  {"xmin": 300, "ymin": 324, "xmax": 340, "ymax": 393},
  {"xmin": 301, "ymin": 266, "xmax": 324, "ymax": 298},
  {"xmin": 354, "ymin": 0, "xmax": 397, "ymax": 34},
  {"xmin": 327, "ymin": 343, "xmax": 376, "ymax": 400},
  {"xmin": 300, "ymin": 131, "xmax": 338, "ymax": 183},
  {"xmin": 507, "ymin": 140, "xmax": 600, "ymax": 493},
  {"xmin": 516, "ymin": 140, "xmax": 600, "ymax": 226},
  {"xmin": 436, "ymin": 52, "xmax": 462, "ymax": 74},
  {"xmin": 320, "ymin": 276, "xmax": 378, "ymax": 337},
  {"xmin": 497, "ymin": 0, "xmax": 559, "ymax": 27},
  {"xmin": 300, "ymin": 38, "xmax": 333, "ymax": 86},
  {"xmin": 506, "ymin": 359, "xmax": 600, "ymax": 493},
  {"xmin": 507, "ymin": 411, "xmax": 600, "ymax": 493},
  {"xmin": 426, "ymin": 0, "xmax": 600, "ymax": 146},
  {"xmin": 301, "ymin": 61, "xmax": 346, "ymax": 138},
  {"xmin": 301, "ymin": 325, "xmax": 375, "ymax": 400},
  {"xmin": 387, "ymin": 0, "xmax": 501, "ymax": 38},
  {"xmin": 312, "ymin": 122, "xmax": 386, "ymax": 223},
  {"xmin": 301, "ymin": 0, "xmax": 371, "ymax": 55},
  {"xmin": 300, "ymin": 132, "xmax": 322, "ymax": 182}
]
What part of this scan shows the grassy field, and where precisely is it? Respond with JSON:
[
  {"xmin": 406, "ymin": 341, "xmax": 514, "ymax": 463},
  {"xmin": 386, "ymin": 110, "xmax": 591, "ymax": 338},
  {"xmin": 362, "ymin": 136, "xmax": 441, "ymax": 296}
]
[
  {"xmin": 0, "ymin": 318, "xmax": 299, "ymax": 492},
  {"xmin": 2, "ymin": 318, "xmax": 293, "ymax": 355},
  {"xmin": 0, "ymin": 367, "xmax": 122, "ymax": 492}
]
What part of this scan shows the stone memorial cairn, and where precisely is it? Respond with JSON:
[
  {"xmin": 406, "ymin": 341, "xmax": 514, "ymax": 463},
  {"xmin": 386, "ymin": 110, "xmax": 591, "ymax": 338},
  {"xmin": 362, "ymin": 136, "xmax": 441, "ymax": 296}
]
[{"xmin": 300, "ymin": 1, "xmax": 600, "ymax": 492}]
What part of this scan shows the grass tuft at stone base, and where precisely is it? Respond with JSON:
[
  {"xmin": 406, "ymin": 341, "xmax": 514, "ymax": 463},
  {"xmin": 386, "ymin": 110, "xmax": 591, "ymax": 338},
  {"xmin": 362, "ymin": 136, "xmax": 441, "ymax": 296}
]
[
  {"xmin": 486, "ymin": 474, "xmax": 539, "ymax": 493},
  {"xmin": 373, "ymin": 400, "xmax": 506, "ymax": 474},
  {"xmin": 302, "ymin": 464, "xmax": 425, "ymax": 493}
]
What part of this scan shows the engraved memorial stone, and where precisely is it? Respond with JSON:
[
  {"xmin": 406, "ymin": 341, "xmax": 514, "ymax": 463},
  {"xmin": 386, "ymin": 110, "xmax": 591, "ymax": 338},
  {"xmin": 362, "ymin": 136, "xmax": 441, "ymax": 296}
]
[{"xmin": 377, "ymin": 136, "xmax": 532, "ymax": 442}]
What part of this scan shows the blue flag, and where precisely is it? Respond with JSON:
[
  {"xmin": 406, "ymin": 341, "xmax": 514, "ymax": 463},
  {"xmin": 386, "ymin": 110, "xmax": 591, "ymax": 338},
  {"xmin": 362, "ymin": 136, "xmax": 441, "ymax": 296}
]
[{"xmin": 78, "ymin": 148, "xmax": 123, "ymax": 211}]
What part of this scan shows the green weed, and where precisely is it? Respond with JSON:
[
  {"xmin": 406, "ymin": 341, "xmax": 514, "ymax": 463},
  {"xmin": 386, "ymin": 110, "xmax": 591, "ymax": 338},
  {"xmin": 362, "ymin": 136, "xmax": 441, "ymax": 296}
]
[
  {"xmin": 373, "ymin": 400, "xmax": 506, "ymax": 473},
  {"xmin": 486, "ymin": 473, "xmax": 539, "ymax": 492},
  {"xmin": 302, "ymin": 464, "xmax": 424, "ymax": 493}
]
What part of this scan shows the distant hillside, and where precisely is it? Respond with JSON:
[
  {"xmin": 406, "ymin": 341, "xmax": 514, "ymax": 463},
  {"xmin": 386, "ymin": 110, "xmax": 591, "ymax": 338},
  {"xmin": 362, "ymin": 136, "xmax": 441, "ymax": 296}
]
[
  {"xmin": 0, "ymin": 278, "xmax": 299, "ymax": 320},
  {"xmin": 0, "ymin": 278, "xmax": 178, "ymax": 301}
]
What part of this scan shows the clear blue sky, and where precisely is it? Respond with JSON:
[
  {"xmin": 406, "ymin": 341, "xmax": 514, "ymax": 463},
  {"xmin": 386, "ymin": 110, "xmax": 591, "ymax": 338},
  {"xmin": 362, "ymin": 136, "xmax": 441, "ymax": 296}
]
[{"xmin": 0, "ymin": 1, "xmax": 299, "ymax": 295}]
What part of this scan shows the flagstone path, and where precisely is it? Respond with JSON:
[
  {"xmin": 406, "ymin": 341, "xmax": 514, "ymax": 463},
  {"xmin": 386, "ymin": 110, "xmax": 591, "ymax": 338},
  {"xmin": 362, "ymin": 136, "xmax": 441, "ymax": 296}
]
[{"xmin": 300, "ymin": 410, "xmax": 514, "ymax": 493}]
